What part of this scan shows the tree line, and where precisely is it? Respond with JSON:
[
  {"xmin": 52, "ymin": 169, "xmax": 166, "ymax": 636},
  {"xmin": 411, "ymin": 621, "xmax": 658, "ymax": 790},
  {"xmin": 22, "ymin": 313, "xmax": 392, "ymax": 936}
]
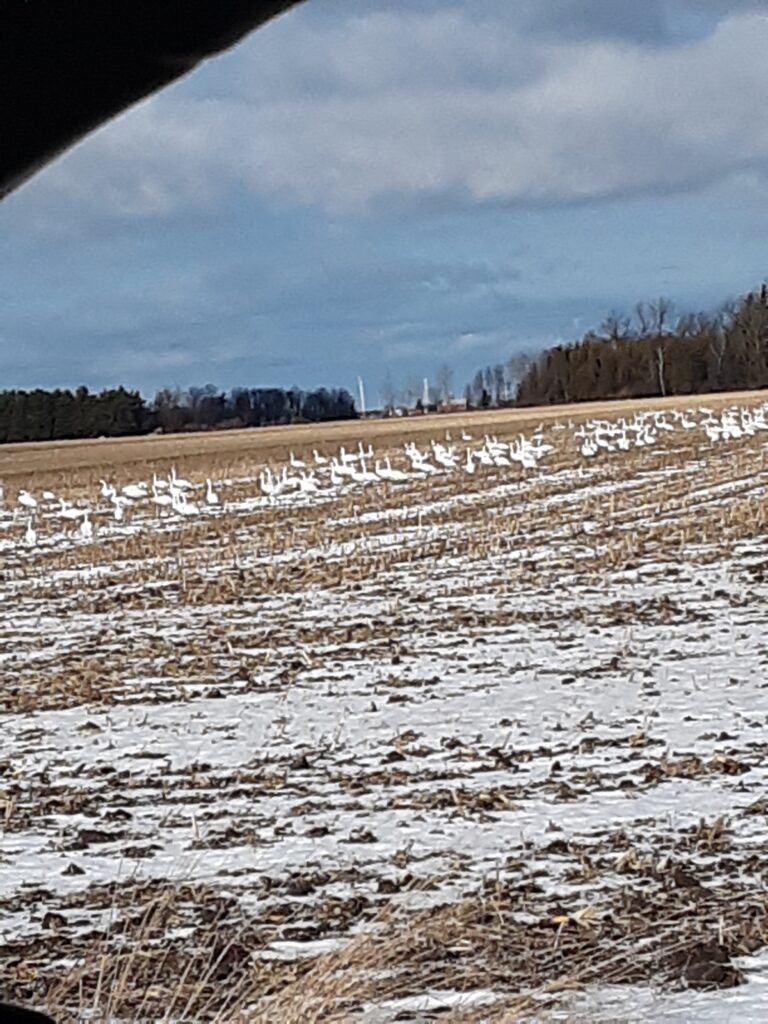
[
  {"xmin": 0, "ymin": 383, "xmax": 357, "ymax": 444},
  {"xmin": 465, "ymin": 354, "xmax": 533, "ymax": 408},
  {"xmin": 466, "ymin": 283, "xmax": 768, "ymax": 408}
]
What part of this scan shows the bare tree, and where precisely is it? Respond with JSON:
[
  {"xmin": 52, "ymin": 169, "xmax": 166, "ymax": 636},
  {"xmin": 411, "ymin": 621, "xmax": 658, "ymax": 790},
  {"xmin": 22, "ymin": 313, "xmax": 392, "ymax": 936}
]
[
  {"xmin": 675, "ymin": 312, "xmax": 696, "ymax": 340},
  {"xmin": 635, "ymin": 301, "xmax": 652, "ymax": 338},
  {"xmin": 469, "ymin": 370, "xmax": 485, "ymax": 407},
  {"xmin": 492, "ymin": 363, "xmax": 505, "ymax": 404},
  {"xmin": 735, "ymin": 288, "xmax": 768, "ymax": 381},
  {"xmin": 435, "ymin": 364, "xmax": 453, "ymax": 405},
  {"xmin": 508, "ymin": 281, "xmax": 768, "ymax": 404},
  {"xmin": 153, "ymin": 387, "xmax": 184, "ymax": 433},
  {"xmin": 504, "ymin": 352, "xmax": 532, "ymax": 402},
  {"xmin": 650, "ymin": 297, "xmax": 673, "ymax": 336},
  {"xmin": 381, "ymin": 371, "xmax": 396, "ymax": 413},
  {"xmin": 401, "ymin": 377, "xmax": 422, "ymax": 409},
  {"xmin": 483, "ymin": 366, "xmax": 494, "ymax": 403},
  {"xmin": 655, "ymin": 345, "xmax": 666, "ymax": 397},
  {"xmin": 699, "ymin": 315, "xmax": 727, "ymax": 389},
  {"xmin": 601, "ymin": 311, "xmax": 631, "ymax": 344}
]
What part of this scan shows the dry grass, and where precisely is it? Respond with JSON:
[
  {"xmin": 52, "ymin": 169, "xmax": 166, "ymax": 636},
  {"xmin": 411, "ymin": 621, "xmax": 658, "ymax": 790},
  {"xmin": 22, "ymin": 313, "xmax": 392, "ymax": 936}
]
[
  {"xmin": 5, "ymin": 389, "xmax": 768, "ymax": 1022},
  {"xmin": 1, "ymin": 388, "xmax": 763, "ymax": 491},
  {"xmin": 40, "ymin": 845, "xmax": 766, "ymax": 1023}
]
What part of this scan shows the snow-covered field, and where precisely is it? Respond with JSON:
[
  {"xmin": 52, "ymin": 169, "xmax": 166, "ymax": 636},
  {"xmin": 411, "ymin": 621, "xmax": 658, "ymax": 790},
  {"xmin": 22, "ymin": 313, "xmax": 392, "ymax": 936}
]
[{"xmin": 3, "ymin": 401, "xmax": 768, "ymax": 1022}]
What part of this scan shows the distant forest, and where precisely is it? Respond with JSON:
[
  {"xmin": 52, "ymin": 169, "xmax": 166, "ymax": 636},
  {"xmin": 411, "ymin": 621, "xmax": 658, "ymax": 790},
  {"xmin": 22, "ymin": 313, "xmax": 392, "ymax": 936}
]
[
  {"xmin": 5, "ymin": 283, "xmax": 768, "ymax": 444},
  {"xmin": 469, "ymin": 283, "xmax": 768, "ymax": 408},
  {"xmin": 0, "ymin": 384, "xmax": 357, "ymax": 444}
]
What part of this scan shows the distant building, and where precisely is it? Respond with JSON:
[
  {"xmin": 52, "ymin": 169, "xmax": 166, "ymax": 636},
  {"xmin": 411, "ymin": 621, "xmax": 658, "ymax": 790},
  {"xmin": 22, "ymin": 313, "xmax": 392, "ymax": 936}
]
[{"xmin": 439, "ymin": 397, "xmax": 468, "ymax": 413}]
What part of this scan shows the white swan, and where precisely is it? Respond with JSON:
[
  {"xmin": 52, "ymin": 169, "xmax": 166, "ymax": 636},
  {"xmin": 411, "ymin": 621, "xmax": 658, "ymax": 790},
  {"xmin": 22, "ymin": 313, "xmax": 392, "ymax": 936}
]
[
  {"xmin": 18, "ymin": 490, "xmax": 37, "ymax": 511},
  {"xmin": 79, "ymin": 511, "xmax": 94, "ymax": 542},
  {"xmin": 299, "ymin": 471, "xmax": 321, "ymax": 494},
  {"xmin": 24, "ymin": 517, "xmax": 37, "ymax": 547},
  {"xmin": 111, "ymin": 496, "xmax": 126, "ymax": 522},
  {"xmin": 376, "ymin": 457, "xmax": 410, "ymax": 483},
  {"xmin": 152, "ymin": 486, "xmax": 174, "ymax": 514},
  {"xmin": 170, "ymin": 466, "xmax": 193, "ymax": 490},
  {"xmin": 122, "ymin": 482, "xmax": 148, "ymax": 500},
  {"xmin": 59, "ymin": 499, "xmax": 84, "ymax": 522}
]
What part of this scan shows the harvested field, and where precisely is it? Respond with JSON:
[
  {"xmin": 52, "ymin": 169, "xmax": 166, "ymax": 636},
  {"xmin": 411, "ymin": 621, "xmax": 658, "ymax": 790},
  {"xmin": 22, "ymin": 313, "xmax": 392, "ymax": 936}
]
[
  {"xmin": 0, "ymin": 389, "xmax": 762, "ymax": 488},
  {"xmin": 3, "ymin": 395, "xmax": 768, "ymax": 1022}
]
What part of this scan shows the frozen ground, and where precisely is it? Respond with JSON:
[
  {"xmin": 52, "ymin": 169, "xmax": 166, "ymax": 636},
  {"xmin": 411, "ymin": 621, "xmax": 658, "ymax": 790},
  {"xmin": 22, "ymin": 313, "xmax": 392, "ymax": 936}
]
[{"xmin": 2, "ymin": 404, "xmax": 768, "ymax": 1020}]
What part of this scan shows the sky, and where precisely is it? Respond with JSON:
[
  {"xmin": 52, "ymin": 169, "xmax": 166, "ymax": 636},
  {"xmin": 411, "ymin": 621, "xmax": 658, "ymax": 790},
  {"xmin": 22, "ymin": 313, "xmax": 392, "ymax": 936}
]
[{"xmin": 3, "ymin": 0, "xmax": 768, "ymax": 407}]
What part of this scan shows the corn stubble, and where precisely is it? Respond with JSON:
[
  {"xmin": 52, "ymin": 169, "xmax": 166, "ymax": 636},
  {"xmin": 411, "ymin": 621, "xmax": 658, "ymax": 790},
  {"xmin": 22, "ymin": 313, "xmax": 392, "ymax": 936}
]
[{"xmin": 4, "ymin": 395, "xmax": 768, "ymax": 1022}]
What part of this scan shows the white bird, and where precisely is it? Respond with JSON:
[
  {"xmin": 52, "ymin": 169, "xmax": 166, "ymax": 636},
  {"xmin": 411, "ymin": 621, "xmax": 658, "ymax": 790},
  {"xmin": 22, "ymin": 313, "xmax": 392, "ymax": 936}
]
[
  {"xmin": 530, "ymin": 439, "xmax": 555, "ymax": 458},
  {"xmin": 259, "ymin": 469, "xmax": 282, "ymax": 499},
  {"xmin": 329, "ymin": 458, "xmax": 355, "ymax": 479},
  {"xmin": 376, "ymin": 457, "xmax": 410, "ymax": 483},
  {"xmin": 59, "ymin": 499, "xmax": 84, "ymax": 522},
  {"xmin": 24, "ymin": 517, "xmax": 37, "ymax": 547},
  {"xmin": 205, "ymin": 479, "xmax": 220, "ymax": 506},
  {"xmin": 111, "ymin": 498, "xmax": 125, "ymax": 522},
  {"xmin": 431, "ymin": 442, "xmax": 458, "ymax": 470},
  {"xmin": 169, "ymin": 466, "xmax": 193, "ymax": 490},
  {"xmin": 289, "ymin": 451, "xmax": 306, "ymax": 469},
  {"xmin": 411, "ymin": 457, "xmax": 440, "ymax": 476},
  {"xmin": 122, "ymin": 483, "xmax": 148, "ymax": 501},
  {"xmin": 298, "ymin": 471, "xmax": 321, "ymax": 494},
  {"xmin": 581, "ymin": 437, "xmax": 598, "ymax": 458},
  {"xmin": 173, "ymin": 493, "xmax": 200, "ymax": 516},
  {"xmin": 280, "ymin": 467, "xmax": 302, "ymax": 491},
  {"xmin": 483, "ymin": 434, "xmax": 507, "ymax": 456},
  {"xmin": 100, "ymin": 479, "xmax": 117, "ymax": 501},
  {"xmin": 79, "ymin": 511, "xmax": 93, "ymax": 542},
  {"xmin": 594, "ymin": 431, "xmax": 615, "ymax": 452},
  {"xmin": 152, "ymin": 487, "xmax": 174, "ymax": 514},
  {"xmin": 350, "ymin": 458, "xmax": 379, "ymax": 485},
  {"xmin": 313, "ymin": 449, "xmax": 329, "ymax": 466},
  {"xmin": 18, "ymin": 490, "xmax": 37, "ymax": 511},
  {"xmin": 338, "ymin": 446, "xmax": 358, "ymax": 466},
  {"xmin": 329, "ymin": 463, "xmax": 346, "ymax": 487}
]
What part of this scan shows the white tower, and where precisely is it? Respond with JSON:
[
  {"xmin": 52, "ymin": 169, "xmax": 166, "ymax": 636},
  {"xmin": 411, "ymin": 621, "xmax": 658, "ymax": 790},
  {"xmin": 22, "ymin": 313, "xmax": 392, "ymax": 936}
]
[
  {"xmin": 422, "ymin": 377, "xmax": 430, "ymax": 407},
  {"xmin": 357, "ymin": 376, "xmax": 366, "ymax": 417}
]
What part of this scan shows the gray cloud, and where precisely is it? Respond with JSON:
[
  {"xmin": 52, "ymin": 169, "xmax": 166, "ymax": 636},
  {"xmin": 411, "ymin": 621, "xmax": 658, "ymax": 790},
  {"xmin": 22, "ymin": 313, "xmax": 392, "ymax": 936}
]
[
  {"xmin": 10, "ymin": 5, "xmax": 768, "ymax": 222},
  {"xmin": 677, "ymin": 0, "xmax": 764, "ymax": 11},
  {"xmin": 305, "ymin": 1, "xmax": 668, "ymax": 44},
  {"xmin": 516, "ymin": 0, "xmax": 667, "ymax": 43}
]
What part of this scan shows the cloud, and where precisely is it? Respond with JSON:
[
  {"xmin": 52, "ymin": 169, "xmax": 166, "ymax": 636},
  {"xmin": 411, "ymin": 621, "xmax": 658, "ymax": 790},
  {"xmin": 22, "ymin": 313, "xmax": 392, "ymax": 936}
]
[
  {"xmin": 16, "ymin": 5, "xmax": 767, "ymax": 222},
  {"xmin": 677, "ymin": 0, "xmax": 764, "ymax": 11},
  {"xmin": 449, "ymin": 328, "xmax": 514, "ymax": 353},
  {"xmin": 304, "ymin": 1, "xmax": 669, "ymax": 45},
  {"xmin": 516, "ymin": 0, "xmax": 667, "ymax": 43}
]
